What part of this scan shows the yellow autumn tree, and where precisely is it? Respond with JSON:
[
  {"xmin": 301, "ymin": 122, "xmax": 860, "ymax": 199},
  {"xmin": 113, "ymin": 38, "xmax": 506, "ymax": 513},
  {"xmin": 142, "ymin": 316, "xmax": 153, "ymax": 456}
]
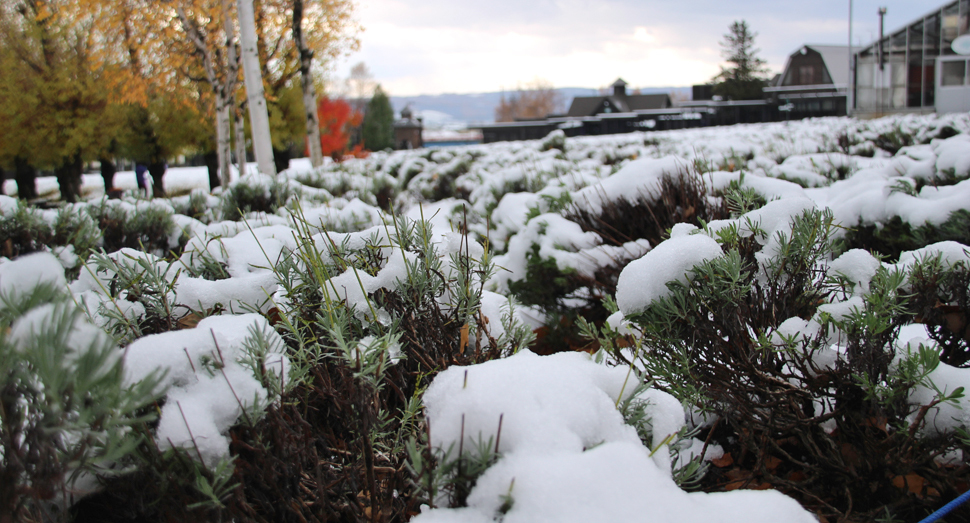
[
  {"xmin": 0, "ymin": 0, "xmax": 127, "ymax": 201},
  {"xmin": 1, "ymin": 0, "xmax": 360, "ymax": 197}
]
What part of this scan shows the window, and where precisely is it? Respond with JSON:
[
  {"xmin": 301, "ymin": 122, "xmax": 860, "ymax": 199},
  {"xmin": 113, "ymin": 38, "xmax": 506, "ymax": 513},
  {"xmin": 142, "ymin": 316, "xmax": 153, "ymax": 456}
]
[
  {"xmin": 799, "ymin": 65, "xmax": 815, "ymax": 84},
  {"xmin": 942, "ymin": 60, "xmax": 967, "ymax": 86}
]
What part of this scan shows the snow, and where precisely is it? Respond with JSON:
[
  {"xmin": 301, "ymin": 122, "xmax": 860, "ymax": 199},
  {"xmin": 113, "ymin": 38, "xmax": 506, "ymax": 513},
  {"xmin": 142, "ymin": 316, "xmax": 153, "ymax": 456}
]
[
  {"xmin": 423, "ymin": 351, "xmax": 639, "ymax": 456},
  {"xmin": 0, "ymin": 251, "xmax": 66, "ymax": 299},
  {"xmin": 123, "ymin": 313, "xmax": 289, "ymax": 466},
  {"xmin": 829, "ymin": 249, "xmax": 881, "ymax": 295},
  {"xmin": 8, "ymin": 111, "xmax": 970, "ymax": 517},
  {"xmin": 894, "ymin": 241, "xmax": 970, "ymax": 271},
  {"xmin": 415, "ymin": 351, "xmax": 815, "ymax": 523},
  {"xmin": 570, "ymin": 156, "xmax": 684, "ymax": 216},
  {"xmin": 615, "ymin": 233, "xmax": 724, "ymax": 315}
]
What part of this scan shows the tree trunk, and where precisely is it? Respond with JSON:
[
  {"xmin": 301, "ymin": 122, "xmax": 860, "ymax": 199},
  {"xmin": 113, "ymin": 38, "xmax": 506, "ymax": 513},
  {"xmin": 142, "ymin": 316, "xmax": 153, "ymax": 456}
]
[
  {"xmin": 13, "ymin": 156, "xmax": 37, "ymax": 201},
  {"xmin": 293, "ymin": 0, "xmax": 323, "ymax": 168},
  {"xmin": 235, "ymin": 101, "xmax": 248, "ymax": 177},
  {"xmin": 148, "ymin": 161, "xmax": 166, "ymax": 198},
  {"xmin": 174, "ymin": 4, "xmax": 239, "ymax": 192},
  {"xmin": 55, "ymin": 154, "xmax": 83, "ymax": 203},
  {"xmin": 217, "ymin": 94, "xmax": 233, "ymax": 188},
  {"xmin": 205, "ymin": 150, "xmax": 220, "ymax": 192},
  {"xmin": 237, "ymin": 0, "xmax": 275, "ymax": 176},
  {"xmin": 273, "ymin": 146, "xmax": 291, "ymax": 174},
  {"xmin": 100, "ymin": 157, "xmax": 117, "ymax": 193}
]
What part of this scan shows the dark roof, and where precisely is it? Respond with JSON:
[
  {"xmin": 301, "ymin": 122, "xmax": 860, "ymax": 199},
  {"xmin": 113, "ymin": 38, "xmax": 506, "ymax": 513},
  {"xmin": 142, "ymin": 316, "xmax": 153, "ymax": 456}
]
[{"xmin": 566, "ymin": 93, "xmax": 671, "ymax": 117}]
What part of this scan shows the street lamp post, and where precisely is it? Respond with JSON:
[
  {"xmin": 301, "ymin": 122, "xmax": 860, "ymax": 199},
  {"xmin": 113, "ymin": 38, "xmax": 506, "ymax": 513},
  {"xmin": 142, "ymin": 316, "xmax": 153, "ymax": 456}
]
[
  {"xmin": 878, "ymin": 7, "xmax": 887, "ymax": 112},
  {"xmin": 848, "ymin": 0, "xmax": 853, "ymax": 115}
]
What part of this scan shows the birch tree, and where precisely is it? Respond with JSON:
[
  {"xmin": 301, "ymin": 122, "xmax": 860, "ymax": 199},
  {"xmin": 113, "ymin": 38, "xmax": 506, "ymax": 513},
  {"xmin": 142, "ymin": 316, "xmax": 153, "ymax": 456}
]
[
  {"xmin": 292, "ymin": 0, "xmax": 323, "ymax": 167},
  {"xmin": 171, "ymin": 0, "xmax": 242, "ymax": 188},
  {"xmin": 237, "ymin": 0, "xmax": 275, "ymax": 176}
]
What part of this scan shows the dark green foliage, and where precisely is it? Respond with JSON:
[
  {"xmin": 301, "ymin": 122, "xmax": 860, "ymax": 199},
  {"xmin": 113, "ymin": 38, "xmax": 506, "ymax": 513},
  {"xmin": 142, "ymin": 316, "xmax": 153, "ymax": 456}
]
[
  {"xmin": 85, "ymin": 200, "xmax": 178, "ymax": 256},
  {"xmin": 0, "ymin": 202, "xmax": 53, "ymax": 258},
  {"xmin": 841, "ymin": 210, "xmax": 970, "ymax": 262},
  {"xmin": 711, "ymin": 20, "xmax": 769, "ymax": 101},
  {"xmin": 873, "ymin": 127, "xmax": 915, "ymax": 155},
  {"xmin": 362, "ymin": 85, "xmax": 395, "ymax": 151},
  {"xmin": 407, "ymin": 427, "xmax": 501, "ymax": 509},
  {"xmin": 907, "ymin": 255, "xmax": 970, "ymax": 367},
  {"xmin": 568, "ymin": 170, "xmax": 728, "ymax": 247},
  {"xmin": 0, "ymin": 203, "xmax": 100, "ymax": 278},
  {"xmin": 0, "ymin": 282, "xmax": 161, "ymax": 522},
  {"xmin": 52, "ymin": 207, "xmax": 102, "ymax": 278},
  {"xmin": 508, "ymin": 245, "xmax": 579, "ymax": 313},
  {"xmin": 935, "ymin": 125, "xmax": 961, "ymax": 141},
  {"xmin": 170, "ymin": 189, "xmax": 212, "ymax": 223},
  {"xmin": 84, "ymin": 249, "xmax": 187, "ymax": 345},
  {"xmin": 615, "ymin": 208, "xmax": 970, "ymax": 522},
  {"xmin": 508, "ymin": 170, "xmax": 729, "ymax": 354},
  {"xmin": 541, "ymin": 130, "xmax": 566, "ymax": 152},
  {"xmin": 219, "ymin": 177, "xmax": 294, "ymax": 222}
]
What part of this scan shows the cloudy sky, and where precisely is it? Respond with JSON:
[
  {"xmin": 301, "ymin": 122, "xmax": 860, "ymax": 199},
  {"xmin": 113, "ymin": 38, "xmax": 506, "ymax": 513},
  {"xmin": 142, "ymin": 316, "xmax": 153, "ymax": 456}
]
[{"xmin": 334, "ymin": 0, "xmax": 931, "ymax": 96}]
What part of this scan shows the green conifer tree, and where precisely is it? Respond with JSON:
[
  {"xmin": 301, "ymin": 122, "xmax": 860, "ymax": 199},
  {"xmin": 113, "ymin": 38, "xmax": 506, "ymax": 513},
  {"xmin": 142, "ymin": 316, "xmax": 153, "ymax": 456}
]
[
  {"xmin": 711, "ymin": 20, "xmax": 769, "ymax": 101},
  {"xmin": 361, "ymin": 85, "xmax": 395, "ymax": 151}
]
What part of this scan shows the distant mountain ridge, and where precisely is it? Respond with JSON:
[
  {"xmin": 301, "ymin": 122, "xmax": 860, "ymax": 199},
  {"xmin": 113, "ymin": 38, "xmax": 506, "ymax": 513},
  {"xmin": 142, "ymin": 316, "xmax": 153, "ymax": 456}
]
[{"xmin": 390, "ymin": 86, "xmax": 691, "ymax": 128}]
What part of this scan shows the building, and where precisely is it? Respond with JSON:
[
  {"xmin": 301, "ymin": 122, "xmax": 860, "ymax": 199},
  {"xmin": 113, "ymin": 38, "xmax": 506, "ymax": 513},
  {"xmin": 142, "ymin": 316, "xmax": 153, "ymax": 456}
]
[
  {"xmin": 564, "ymin": 79, "xmax": 672, "ymax": 117},
  {"xmin": 764, "ymin": 45, "xmax": 850, "ymax": 118},
  {"xmin": 853, "ymin": 0, "xmax": 970, "ymax": 115},
  {"xmin": 393, "ymin": 106, "xmax": 423, "ymax": 149},
  {"xmin": 476, "ymin": 79, "xmax": 676, "ymax": 143}
]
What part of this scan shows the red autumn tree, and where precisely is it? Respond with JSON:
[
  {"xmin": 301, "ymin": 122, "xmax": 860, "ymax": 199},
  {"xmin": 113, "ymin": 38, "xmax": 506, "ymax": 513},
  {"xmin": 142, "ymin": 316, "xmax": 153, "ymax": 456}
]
[{"xmin": 315, "ymin": 95, "xmax": 364, "ymax": 160}]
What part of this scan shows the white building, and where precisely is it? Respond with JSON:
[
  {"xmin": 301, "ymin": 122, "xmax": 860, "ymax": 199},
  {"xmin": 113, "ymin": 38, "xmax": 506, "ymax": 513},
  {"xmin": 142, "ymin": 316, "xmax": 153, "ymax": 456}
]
[{"xmin": 854, "ymin": 0, "xmax": 970, "ymax": 115}]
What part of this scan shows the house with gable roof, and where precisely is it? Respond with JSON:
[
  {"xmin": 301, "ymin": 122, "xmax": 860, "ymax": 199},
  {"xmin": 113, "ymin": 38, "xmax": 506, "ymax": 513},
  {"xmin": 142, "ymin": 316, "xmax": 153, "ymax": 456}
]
[
  {"xmin": 565, "ymin": 79, "xmax": 672, "ymax": 117},
  {"xmin": 762, "ymin": 44, "xmax": 850, "ymax": 118}
]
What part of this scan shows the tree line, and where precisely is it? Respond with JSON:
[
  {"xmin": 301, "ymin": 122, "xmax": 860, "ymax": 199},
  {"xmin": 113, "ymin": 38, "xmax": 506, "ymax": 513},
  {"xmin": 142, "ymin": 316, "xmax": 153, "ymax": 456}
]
[{"xmin": 0, "ymin": 0, "xmax": 364, "ymax": 202}]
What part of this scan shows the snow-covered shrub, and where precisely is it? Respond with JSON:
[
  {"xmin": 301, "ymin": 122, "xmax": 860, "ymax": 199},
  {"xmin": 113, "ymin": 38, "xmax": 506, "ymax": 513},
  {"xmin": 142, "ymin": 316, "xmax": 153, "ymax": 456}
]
[
  {"xmin": 0, "ymin": 198, "xmax": 101, "ymax": 279},
  {"xmin": 841, "ymin": 209, "xmax": 970, "ymax": 262},
  {"xmin": 408, "ymin": 351, "xmax": 816, "ymax": 523},
  {"xmin": 219, "ymin": 173, "xmax": 295, "ymax": 221},
  {"xmin": 609, "ymin": 198, "xmax": 970, "ymax": 521},
  {"xmin": 169, "ymin": 188, "xmax": 219, "ymax": 223},
  {"xmin": 84, "ymin": 198, "xmax": 181, "ymax": 256},
  {"xmin": 905, "ymin": 246, "xmax": 970, "ymax": 367},
  {"xmin": 123, "ymin": 314, "xmax": 290, "ymax": 466},
  {"xmin": 0, "ymin": 198, "xmax": 54, "ymax": 258},
  {"xmin": 74, "ymin": 249, "xmax": 184, "ymax": 345},
  {"xmin": 540, "ymin": 129, "xmax": 566, "ymax": 152},
  {"xmin": 0, "ymin": 253, "xmax": 162, "ymax": 519},
  {"xmin": 169, "ymin": 211, "xmax": 537, "ymax": 521},
  {"xmin": 492, "ymin": 158, "xmax": 726, "ymax": 353}
]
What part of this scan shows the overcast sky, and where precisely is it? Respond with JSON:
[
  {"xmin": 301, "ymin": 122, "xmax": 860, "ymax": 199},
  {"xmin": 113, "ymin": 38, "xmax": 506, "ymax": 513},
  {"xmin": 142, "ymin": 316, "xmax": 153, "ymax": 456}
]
[{"xmin": 333, "ymin": 0, "xmax": 932, "ymax": 96}]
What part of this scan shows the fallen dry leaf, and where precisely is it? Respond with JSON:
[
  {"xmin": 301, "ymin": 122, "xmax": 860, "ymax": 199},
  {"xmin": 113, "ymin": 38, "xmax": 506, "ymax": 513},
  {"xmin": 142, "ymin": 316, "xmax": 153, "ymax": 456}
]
[{"xmin": 711, "ymin": 453, "xmax": 734, "ymax": 468}]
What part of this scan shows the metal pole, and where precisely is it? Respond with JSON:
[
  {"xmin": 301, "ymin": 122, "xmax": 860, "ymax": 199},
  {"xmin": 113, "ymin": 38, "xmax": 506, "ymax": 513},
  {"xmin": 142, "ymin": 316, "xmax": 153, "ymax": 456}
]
[
  {"xmin": 848, "ymin": 0, "xmax": 854, "ymax": 115},
  {"xmin": 878, "ymin": 7, "xmax": 887, "ymax": 112},
  {"xmin": 878, "ymin": 7, "xmax": 887, "ymax": 71}
]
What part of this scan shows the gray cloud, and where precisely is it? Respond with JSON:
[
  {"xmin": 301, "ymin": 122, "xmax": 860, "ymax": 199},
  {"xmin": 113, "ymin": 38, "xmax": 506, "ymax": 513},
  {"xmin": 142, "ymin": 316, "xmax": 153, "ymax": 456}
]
[{"xmin": 340, "ymin": 0, "xmax": 940, "ymax": 95}]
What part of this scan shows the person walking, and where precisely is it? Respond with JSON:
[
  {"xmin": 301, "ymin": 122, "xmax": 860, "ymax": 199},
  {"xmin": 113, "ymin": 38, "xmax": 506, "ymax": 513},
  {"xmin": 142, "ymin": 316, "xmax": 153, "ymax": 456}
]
[{"xmin": 135, "ymin": 163, "xmax": 149, "ymax": 197}]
